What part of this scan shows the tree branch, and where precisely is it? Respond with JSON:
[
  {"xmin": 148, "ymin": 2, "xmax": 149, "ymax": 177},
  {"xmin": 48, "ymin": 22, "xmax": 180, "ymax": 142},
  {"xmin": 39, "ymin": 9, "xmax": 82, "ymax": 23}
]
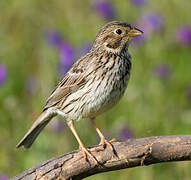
[{"xmin": 11, "ymin": 135, "xmax": 191, "ymax": 180}]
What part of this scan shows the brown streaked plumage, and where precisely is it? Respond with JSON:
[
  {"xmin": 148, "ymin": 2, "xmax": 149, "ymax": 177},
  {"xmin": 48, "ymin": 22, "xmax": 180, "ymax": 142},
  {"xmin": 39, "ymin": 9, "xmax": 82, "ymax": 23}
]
[{"xmin": 16, "ymin": 21, "xmax": 143, "ymax": 164}]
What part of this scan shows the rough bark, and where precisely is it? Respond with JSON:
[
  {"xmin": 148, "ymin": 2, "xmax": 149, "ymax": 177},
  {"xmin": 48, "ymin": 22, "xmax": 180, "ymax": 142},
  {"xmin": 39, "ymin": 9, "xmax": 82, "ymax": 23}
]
[{"xmin": 11, "ymin": 135, "xmax": 191, "ymax": 180}]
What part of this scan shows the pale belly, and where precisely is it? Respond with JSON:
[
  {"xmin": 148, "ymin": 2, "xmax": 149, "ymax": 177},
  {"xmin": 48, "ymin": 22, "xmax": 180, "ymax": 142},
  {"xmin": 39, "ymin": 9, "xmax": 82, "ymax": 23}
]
[
  {"xmin": 61, "ymin": 70, "xmax": 130, "ymax": 120},
  {"xmin": 82, "ymin": 74, "xmax": 129, "ymax": 118}
]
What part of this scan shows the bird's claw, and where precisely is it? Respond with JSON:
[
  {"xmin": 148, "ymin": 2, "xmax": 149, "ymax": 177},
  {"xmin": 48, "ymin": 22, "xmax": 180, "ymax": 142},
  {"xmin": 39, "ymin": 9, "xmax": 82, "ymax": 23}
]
[
  {"xmin": 99, "ymin": 137, "xmax": 117, "ymax": 155},
  {"xmin": 79, "ymin": 144, "xmax": 100, "ymax": 165}
]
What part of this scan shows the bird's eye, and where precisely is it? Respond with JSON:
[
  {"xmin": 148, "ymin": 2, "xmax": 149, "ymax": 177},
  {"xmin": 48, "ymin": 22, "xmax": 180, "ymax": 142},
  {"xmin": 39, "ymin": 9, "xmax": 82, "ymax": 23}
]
[{"xmin": 115, "ymin": 29, "xmax": 122, "ymax": 35}]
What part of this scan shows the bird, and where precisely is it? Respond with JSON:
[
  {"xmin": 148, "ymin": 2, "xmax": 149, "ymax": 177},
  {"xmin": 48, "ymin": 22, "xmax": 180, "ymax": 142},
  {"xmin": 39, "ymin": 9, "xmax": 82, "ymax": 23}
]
[{"xmin": 16, "ymin": 21, "xmax": 143, "ymax": 164}]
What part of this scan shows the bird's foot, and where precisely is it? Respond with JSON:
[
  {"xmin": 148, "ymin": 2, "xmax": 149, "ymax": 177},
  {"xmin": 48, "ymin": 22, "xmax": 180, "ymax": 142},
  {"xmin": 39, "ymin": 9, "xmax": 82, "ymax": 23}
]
[
  {"xmin": 79, "ymin": 144, "xmax": 100, "ymax": 165},
  {"xmin": 99, "ymin": 137, "xmax": 117, "ymax": 156}
]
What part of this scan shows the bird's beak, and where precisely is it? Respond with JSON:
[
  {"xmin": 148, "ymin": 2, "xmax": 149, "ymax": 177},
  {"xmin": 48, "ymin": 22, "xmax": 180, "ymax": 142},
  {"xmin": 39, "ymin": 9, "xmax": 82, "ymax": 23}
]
[{"xmin": 128, "ymin": 28, "xmax": 143, "ymax": 37}]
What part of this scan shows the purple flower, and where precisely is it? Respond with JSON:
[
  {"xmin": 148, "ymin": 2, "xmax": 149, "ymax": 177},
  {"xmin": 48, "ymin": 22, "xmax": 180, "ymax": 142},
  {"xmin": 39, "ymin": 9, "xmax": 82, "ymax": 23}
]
[
  {"xmin": 45, "ymin": 31, "xmax": 63, "ymax": 48},
  {"xmin": 0, "ymin": 175, "xmax": 8, "ymax": 180},
  {"xmin": 120, "ymin": 125, "xmax": 134, "ymax": 140},
  {"xmin": 153, "ymin": 63, "xmax": 171, "ymax": 80},
  {"xmin": 176, "ymin": 26, "xmax": 191, "ymax": 45},
  {"xmin": 25, "ymin": 76, "xmax": 40, "ymax": 94},
  {"xmin": 45, "ymin": 30, "xmax": 75, "ymax": 76},
  {"xmin": 80, "ymin": 43, "xmax": 92, "ymax": 54},
  {"xmin": 134, "ymin": 12, "xmax": 164, "ymax": 43},
  {"xmin": 146, "ymin": 13, "xmax": 164, "ymax": 31},
  {"xmin": 59, "ymin": 41, "xmax": 75, "ymax": 76},
  {"xmin": 132, "ymin": 34, "xmax": 145, "ymax": 44},
  {"xmin": 0, "ymin": 64, "xmax": 7, "ymax": 86},
  {"xmin": 186, "ymin": 85, "xmax": 191, "ymax": 101},
  {"xmin": 94, "ymin": 0, "xmax": 116, "ymax": 19},
  {"xmin": 131, "ymin": 0, "xmax": 147, "ymax": 6},
  {"xmin": 76, "ymin": 43, "xmax": 92, "ymax": 59},
  {"xmin": 54, "ymin": 119, "xmax": 66, "ymax": 133}
]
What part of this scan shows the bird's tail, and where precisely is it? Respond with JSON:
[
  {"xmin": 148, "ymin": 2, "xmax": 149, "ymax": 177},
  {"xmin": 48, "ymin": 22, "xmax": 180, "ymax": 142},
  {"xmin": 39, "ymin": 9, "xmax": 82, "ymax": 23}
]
[{"xmin": 16, "ymin": 110, "xmax": 56, "ymax": 149}]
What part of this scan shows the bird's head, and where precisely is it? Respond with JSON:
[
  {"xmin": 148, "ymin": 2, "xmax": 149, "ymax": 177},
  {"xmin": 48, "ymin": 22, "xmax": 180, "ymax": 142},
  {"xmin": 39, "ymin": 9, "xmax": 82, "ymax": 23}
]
[{"xmin": 93, "ymin": 21, "xmax": 143, "ymax": 54}]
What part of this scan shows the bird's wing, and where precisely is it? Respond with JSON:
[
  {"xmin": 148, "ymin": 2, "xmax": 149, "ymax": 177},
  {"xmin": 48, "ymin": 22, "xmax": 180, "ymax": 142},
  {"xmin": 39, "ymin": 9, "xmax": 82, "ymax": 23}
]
[{"xmin": 43, "ymin": 57, "xmax": 88, "ymax": 111}]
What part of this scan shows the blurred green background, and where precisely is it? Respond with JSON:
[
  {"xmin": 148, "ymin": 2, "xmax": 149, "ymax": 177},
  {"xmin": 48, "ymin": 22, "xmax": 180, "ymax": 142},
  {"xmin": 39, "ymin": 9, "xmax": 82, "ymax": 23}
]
[{"xmin": 0, "ymin": 0, "xmax": 191, "ymax": 179}]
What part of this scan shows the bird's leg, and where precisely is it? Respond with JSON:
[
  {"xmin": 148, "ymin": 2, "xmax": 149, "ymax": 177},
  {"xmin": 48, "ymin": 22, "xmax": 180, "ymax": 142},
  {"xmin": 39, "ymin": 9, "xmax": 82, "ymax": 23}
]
[
  {"xmin": 90, "ymin": 118, "xmax": 116, "ymax": 153},
  {"xmin": 67, "ymin": 120, "xmax": 99, "ymax": 165}
]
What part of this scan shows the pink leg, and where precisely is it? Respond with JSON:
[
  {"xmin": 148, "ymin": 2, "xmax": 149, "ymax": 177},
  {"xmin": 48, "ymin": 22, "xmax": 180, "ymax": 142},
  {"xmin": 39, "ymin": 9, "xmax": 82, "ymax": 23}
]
[
  {"xmin": 67, "ymin": 120, "xmax": 99, "ymax": 164},
  {"xmin": 90, "ymin": 118, "xmax": 116, "ymax": 153}
]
